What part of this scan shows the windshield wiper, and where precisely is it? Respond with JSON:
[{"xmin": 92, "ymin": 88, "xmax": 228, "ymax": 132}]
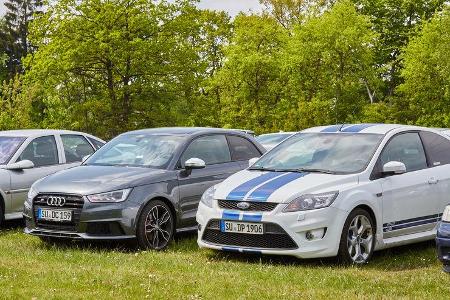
[
  {"xmin": 248, "ymin": 166, "xmax": 283, "ymax": 172},
  {"xmin": 278, "ymin": 168, "xmax": 338, "ymax": 174}
]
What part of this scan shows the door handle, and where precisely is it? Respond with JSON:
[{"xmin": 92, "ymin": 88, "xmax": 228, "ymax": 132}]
[{"xmin": 428, "ymin": 177, "xmax": 439, "ymax": 185}]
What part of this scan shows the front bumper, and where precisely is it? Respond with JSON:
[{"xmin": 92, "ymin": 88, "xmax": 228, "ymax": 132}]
[
  {"xmin": 436, "ymin": 221, "xmax": 450, "ymax": 265},
  {"xmin": 23, "ymin": 195, "xmax": 140, "ymax": 240},
  {"xmin": 196, "ymin": 200, "xmax": 348, "ymax": 259}
]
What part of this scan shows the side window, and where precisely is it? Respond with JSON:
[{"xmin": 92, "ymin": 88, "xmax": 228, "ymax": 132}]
[
  {"xmin": 227, "ymin": 135, "xmax": 261, "ymax": 161},
  {"xmin": 380, "ymin": 133, "xmax": 427, "ymax": 172},
  {"xmin": 61, "ymin": 135, "xmax": 95, "ymax": 163},
  {"xmin": 87, "ymin": 137, "xmax": 105, "ymax": 150},
  {"xmin": 18, "ymin": 136, "xmax": 59, "ymax": 167},
  {"xmin": 420, "ymin": 131, "xmax": 450, "ymax": 167},
  {"xmin": 181, "ymin": 135, "xmax": 231, "ymax": 166}
]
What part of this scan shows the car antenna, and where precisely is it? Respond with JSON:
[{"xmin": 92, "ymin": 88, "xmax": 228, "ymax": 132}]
[{"xmin": 338, "ymin": 123, "xmax": 345, "ymax": 132}]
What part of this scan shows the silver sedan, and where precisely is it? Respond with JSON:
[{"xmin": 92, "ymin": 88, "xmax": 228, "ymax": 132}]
[{"xmin": 0, "ymin": 129, "xmax": 104, "ymax": 223}]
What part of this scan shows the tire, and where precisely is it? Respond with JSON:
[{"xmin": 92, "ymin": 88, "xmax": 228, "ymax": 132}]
[
  {"xmin": 337, "ymin": 208, "xmax": 375, "ymax": 265},
  {"xmin": 136, "ymin": 200, "xmax": 175, "ymax": 250},
  {"xmin": 0, "ymin": 202, "xmax": 3, "ymax": 226}
]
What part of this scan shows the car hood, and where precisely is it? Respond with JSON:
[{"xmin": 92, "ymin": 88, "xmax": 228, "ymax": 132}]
[
  {"xmin": 33, "ymin": 165, "xmax": 174, "ymax": 195},
  {"xmin": 214, "ymin": 169, "xmax": 359, "ymax": 203}
]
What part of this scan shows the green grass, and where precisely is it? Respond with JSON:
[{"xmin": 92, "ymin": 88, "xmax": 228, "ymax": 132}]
[{"xmin": 0, "ymin": 221, "xmax": 449, "ymax": 299}]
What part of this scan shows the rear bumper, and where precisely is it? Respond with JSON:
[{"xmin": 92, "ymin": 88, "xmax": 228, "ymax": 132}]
[{"xmin": 436, "ymin": 222, "xmax": 450, "ymax": 264}]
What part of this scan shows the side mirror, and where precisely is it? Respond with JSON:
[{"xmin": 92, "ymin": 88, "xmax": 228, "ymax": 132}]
[
  {"xmin": 82, "ymin": 155, "xmax": 91, "ymax": 163},
  {"xmin": 7, "ymin": 160, "xmax": 35, "ymax": 170},
  {"xmin": 185, "ymin": 158, "xmax": 206, "ymax": 170},
  {"xmin": 382, "ymin": 161, "xmax": 406, "ymax": 176},
  {"xmin": 249, "ymin": 157, "xmax": 259, "ymax": 167}
]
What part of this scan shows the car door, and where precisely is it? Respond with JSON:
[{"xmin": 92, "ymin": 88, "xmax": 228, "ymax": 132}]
[
  {"xmin": 376, "ymin": 132, "xmax": 440, "ymax": 238},
  {"xmin": 177, "ymin": 134, "xmax": 242, "ymax": 227},
  {"xmin": 419, "ymin": 131, "xmax": 450, "ymax": 214},
  {"xmin": 9, "ymin": 135, "xmax": 66, "ymax": 213}
]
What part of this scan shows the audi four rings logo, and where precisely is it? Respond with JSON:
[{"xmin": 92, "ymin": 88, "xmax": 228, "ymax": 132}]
[{"xmin": 46, "ymin": 196, "xmax": 66, "ymax": 207}]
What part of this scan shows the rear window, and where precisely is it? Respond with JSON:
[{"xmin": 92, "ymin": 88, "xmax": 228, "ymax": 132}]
[{"xmin": 420, "ymin": 131, "xmax": 450, "ymax": 167}]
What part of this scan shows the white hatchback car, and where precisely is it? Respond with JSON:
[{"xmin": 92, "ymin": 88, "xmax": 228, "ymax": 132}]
[{"xmin": 197, "ymin": 124, "xmax": 450, "ymax": 264}]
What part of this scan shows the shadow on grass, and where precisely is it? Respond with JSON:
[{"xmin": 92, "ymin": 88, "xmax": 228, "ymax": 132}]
[
  {"xmin": 205, "ymin": 240, "xmax": 438, "ymax": 271},
  {"xmin": 0, "ymin": 219, "xmax": 24, "ymax": 235}
]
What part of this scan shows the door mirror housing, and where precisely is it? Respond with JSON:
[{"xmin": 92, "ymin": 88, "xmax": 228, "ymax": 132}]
[
  {"xmin": 382, "ymin": 161, "xmax": 406, "ymax": 176},
  {"xmin": 248, "ymin": 157, "xmax": 259, "ymax": 167},
  {"xmin": 7, "ymin": 160, "xmax": 35, "ymax": 170},
  {"xmin": 184, "ymin": 158, "xmax": 206, "ymax": 170}
]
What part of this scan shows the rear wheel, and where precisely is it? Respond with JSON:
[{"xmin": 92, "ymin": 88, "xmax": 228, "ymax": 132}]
[
  {"xmin": 338, "ymin": 208, "xmax": 375, "ymax": 264},
  {"xmin": 136, "ymin": 200, "xmax": 175, "ymax": 250}
]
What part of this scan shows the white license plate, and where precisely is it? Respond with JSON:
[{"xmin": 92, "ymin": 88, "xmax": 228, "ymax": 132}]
[
  {"xmin": 220, "ymin": 221, "xmax": 264, "ymax": 235},
  {"xmin": 38, "ymin": 208, "xmax": 72, "ymax": 222}
]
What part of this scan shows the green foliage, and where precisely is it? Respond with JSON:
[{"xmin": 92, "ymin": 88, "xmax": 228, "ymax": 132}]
[
  {"xmin": 25, "ymin": 0, "xmax": 231, "ymax": 139},
  {"xmin": 0, "ymin": 75, "xmax": 34, "ymax": 130},
  {"xmin": 399, "ymin": 6, "xmax": 450, "ymax": 127}
]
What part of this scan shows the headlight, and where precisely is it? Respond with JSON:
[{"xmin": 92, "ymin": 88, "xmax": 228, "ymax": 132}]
[
  {"xmin": 442, "ymin": 206, "xmax": 450, "ymax": 222},
  {"xmin": 283, "ymin": 191, "xmax": 339, "ymax": 212},
  {"xmin": 86, "ymin": 189, "xmax": 131, "ymax": 203},
  {"xmin": 201, "ymin": 185, "xmax": 216, "ymax": 208},
  {"xmin": 27, "ymin": 186, "xmax": 38, "ymax": 203}
]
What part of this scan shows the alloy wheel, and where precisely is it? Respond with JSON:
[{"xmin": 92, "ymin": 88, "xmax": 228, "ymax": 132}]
[
  {"xmin": 144, "ymin": 204, "xmax": 173, "ymax": 250},
  {"xmin": 347, "ymin": 214, "xmax": 373, "ymax": 264}
]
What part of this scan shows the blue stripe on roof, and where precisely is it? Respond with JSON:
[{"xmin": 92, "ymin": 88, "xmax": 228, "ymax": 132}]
[
  {"xmin": 340, "ymin": 124, "xmax": 379, "ymax": 133},
  {"xmin": 247, "ymin": 172, "xmax": 308, "ymax": 202},
  {"xmin": 226, "ymin": 172, "xmax": 282, "ymax": 200},
  {"xmin": 320, "ymin": 125, "xmax": 342, "ymax": 132}
]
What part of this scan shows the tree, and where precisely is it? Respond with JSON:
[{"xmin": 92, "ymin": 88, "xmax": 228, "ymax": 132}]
[
  {"xmin": 398, "ymin": 6, "xmax": 450, "ymax": 126},
  {"xmin": 23, "ymin": 0, "xmax": 232, "ymax": 138},
  {"xmin": 1, "ymin": 0, "xmax": 42, "ymax": 76},
  {"xmin": 260, "ymin": 0, "xmax": 332, "ymax": 28},
  {"xmin": 281, "ymin": 0, "xmax": 378, "ymax": 128},
  {"xmin": 353, "ymin": 0, "xmax": 446, "ymax": 99},
  {"xmin": 211, "ymin": 13, "xmax": 288, "ymax": 132}
]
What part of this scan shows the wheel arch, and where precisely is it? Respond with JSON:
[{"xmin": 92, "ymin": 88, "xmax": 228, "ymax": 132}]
[
  {"xmin": 135, "ymin": 195, "xmax": 178, "ymax": 231},
  {"xmin": 352, "ymin": 204, "xmax": 377, "ymax": 233}
]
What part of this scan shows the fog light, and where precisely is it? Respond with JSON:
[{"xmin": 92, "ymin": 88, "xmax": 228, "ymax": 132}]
[{"xmin": 305, "ymin": 228, "xmax": 326, "ymax": 241}]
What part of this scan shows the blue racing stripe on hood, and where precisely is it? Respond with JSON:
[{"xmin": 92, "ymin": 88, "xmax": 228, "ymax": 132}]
[
  {"xmin": 225, "ymin": 172, "xmax": 282, "ymax": 200},
  {"xmin": 341, "ymin": 123, "xmax": 378, "ymax": 133},
  {"xmin": 247, "ymin": 172, "xmax": 308, "ymax": 201}
]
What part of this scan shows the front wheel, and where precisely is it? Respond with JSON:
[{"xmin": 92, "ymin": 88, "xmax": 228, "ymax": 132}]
[
  {"xmin": 338, "ymin": 208, "xmax": 375, "ymax": 264},
  {"xmin": 136, "ymin": 200, "xmax": 175, "ymax": 250}
]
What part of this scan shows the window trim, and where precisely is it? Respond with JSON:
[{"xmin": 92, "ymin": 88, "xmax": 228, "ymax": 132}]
[
  {"xmin": 370, "ymin": 130, "xmax": 429, "ymax": 180},
  {"xmin": 225, "ymin": 134, "xmax": 263, "ymax": 162},
  {"xmin": 418, "ymin": 130, "xmax": 450, "ymax": 168},
  {"xmin": 15, "ymin": 135, "xmax": 60, "ymax": 169},
  {"xmin": 60, "ymin": 134, "xmax": 95, "ymax": 164},
  {"xmin": 177, "ymin": 134, "xmax": 233, "ymax": 168}
]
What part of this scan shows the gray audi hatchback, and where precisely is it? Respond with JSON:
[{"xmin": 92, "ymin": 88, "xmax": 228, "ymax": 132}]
[{"xmin": 23, "ymin": 128, "xmax": 264, "ymax": 249}]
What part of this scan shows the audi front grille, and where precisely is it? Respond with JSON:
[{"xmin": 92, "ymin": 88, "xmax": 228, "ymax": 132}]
[
  {"xmin": 202, "ymin": 219, "xmax": 298, "ymax": 250},
  {"xmin": 218, "ymin": 200, "xmax": 278, "ymax": 212},
  {"xmin": 33, "ymin": 194, "xmax": 84, "ymax": 232}
]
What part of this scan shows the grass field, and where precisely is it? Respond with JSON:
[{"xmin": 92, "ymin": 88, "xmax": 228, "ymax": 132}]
[{"xmin": 0, "ymin": 220, "xmax": 449, "ymax": 299}]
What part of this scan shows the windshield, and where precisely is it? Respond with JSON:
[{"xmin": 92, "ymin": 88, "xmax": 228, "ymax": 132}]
[
  {"xmin": 85, "ymin": 134, "xmax": 186, "ymax": 169},
  {"xmin": 0, "ymin": 136, "xmax": 25, "ymax": 164},
  {"xmin": 252, "ymin": 133, "xmax": 383, "ymax": 174},
  {"xmin": 257, "ymin": 133, "xmax": 292, "ymax": 145}
]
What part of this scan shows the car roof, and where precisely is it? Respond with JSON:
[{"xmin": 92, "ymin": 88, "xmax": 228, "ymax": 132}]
[
  {"xmin": 302, "ymin": 124, "xmax": 427, "ymax": 135},
  {"xmin": 0, "ymin": 129, "xmax": 97, "ymax": 138},
  {"xmin": 124, "ymin": 127, "xmax": 252, "ymax": 136}
]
